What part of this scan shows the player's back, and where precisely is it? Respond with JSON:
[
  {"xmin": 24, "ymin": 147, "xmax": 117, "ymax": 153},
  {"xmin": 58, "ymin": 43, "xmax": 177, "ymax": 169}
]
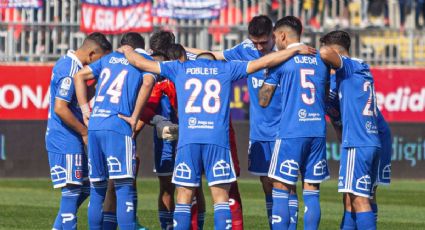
[
  {"xmin": 336, "ymin": 56, "xmax": 380, "ymax": 148},
  {"xmin": 224, "ymin": 39, "xmax": 281, "ymax": 141},
  {"xmin": 88, "ymin": 50, "xmax": 152, "ymax": 136},
  {"xmin": 46, "ymin": 51, "xmax": 84, "ymax": 154},
  {"xmin": 159, "ymin": 59, "xmax": 248, "ymax": 149},
  {"xmin": 269, "ymin": 52, "xmax": 329, "ymax": 138}
]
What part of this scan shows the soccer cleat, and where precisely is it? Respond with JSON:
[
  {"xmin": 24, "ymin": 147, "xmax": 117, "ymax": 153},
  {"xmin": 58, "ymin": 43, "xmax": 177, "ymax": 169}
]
[{"xmin": 136, "ymin": 220, "xmax": 149, "ymax": 230}]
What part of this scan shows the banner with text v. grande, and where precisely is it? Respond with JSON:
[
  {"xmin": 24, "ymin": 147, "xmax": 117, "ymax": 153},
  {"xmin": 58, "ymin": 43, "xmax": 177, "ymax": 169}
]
[{"xmin": 80, "ymin": 0, "xmax": 153, "ymax": 34}]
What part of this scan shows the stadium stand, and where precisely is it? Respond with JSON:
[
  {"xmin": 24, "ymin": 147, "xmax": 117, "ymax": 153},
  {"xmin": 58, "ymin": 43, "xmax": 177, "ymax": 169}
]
[{"xmin": 1, "ymin": 0, "xmax": 425, "ymax": 65}]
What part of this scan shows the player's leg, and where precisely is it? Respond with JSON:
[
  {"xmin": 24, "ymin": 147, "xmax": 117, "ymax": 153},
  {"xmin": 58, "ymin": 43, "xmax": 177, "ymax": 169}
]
[
  {"xmin": 158, "ymin": 175, "xmax": 175, "ymax": 229},
  {"xmin": 87, "ymin": 130, "xmax": 109, "ymax": 230},
  {"xmin": 103, "ymin": 180, "xmax": 117, "ymax": 230},
  {"xmin": 248, "ymin": 140, "xmax": 275, "ymax": 228},
  {"xmin": 51, "ymin": 153, "xmax": 89, "ymax": 230},
  {"xmin": 372, "ymin": 131, "xmax": 392, "ymax": 223},
  {"xmin": 203, "ymin": 144, "xmax": 237, "ymax": 230},
  {"xmin": 268, "ymin": 138, "xmax": 304, "ymax": 230},
  {"xmin": 340, "ymin": 193, "xmax": 356, "ymax": 230},
  {"xmin": 172, "ymin": 144, "xmax": 203, "ymax": 230},
  {"xmin": 338, "ymin": 147, "xmax": 379, "ymax": 230},
  {"xmin": 301, "ymin": 137, "xmax": 330, "ymax": 230},
  {"xmin": 106, "ymin": 131, "xmax": 137, "ymax": 230},
  {"xmin": 190, "ymin": 186, "xmax": 206, "ymax": 230},
  {"xmin": 154, "ymin": 136, "xmax": 176, "ymax": 230},
  {"xmin": 228, "ymin": 126, "xmax": 243, "ymax": 230}
]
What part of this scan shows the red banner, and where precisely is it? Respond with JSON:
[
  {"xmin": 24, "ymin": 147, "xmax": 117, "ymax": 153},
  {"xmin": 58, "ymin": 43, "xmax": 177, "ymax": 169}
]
[
  {"xmin": 0, "ymin": 65, "xmax": 424, "ymax": 122},
  {"xmin": 80, "ymin": 0, "xmax": 153, "ymax": 34},
  {"xmin": 0, "ymin": 65, "xmax": 51, "ymax": 120},
  {"xmin": 372, "ymin": 68, "xmax": 425, "ymax": 122}
]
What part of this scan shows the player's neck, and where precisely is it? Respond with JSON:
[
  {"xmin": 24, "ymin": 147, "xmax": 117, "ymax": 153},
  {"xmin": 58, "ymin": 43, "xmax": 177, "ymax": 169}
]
[
  {"xmin": 286, "ymin": 40, "xmax": 302, "ymax": 48},
  {"xmin": 74, "ymin": 49, "xmax": 87, "ymax": 65}
]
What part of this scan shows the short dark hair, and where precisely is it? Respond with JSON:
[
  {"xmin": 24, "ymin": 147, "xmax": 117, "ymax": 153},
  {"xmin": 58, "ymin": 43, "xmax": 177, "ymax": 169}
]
[
  {"xmin": 85, "ymin": 32, "xmax": 112, "ymax": 52},
  {"xmin": 274, "ymin": 16, "xmax": 303, "ymax": 38},
  {"xmin": 150, "ymin": 31, "xmax": 175, "ymax": 54},
  {"xmin": 120, "ymin": 32, "xmax": 145, "ymax": 49},
  {"xmin": 196, "ymin": 52, "xmax": 216, "ymax": 61},
  {"xmin": 319, "ymin": 30, "xmax": 351, "ymax": 52},
  {"xmin": 248, "ymin": 15, "xmax": 273, "ymax": 37},
  {"xmin": 167, "ymin": 43, "xmax": 187, "ymax": 60}
]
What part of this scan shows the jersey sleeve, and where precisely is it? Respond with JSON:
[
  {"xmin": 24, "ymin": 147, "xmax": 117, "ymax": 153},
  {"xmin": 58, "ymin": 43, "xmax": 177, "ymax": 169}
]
[
  {"xmin": 159, "ymin": 61, "xmax": 180, "ymax": 82},
  {"xmin": 335, "ymin": 56, "xmax": 351, "ymax": 78},
  {"xmin": 264, "ymin": 66, "xmax": 281, "ymax": 85},
  {"xmin": 55, "ymin": 76, "xmax": 75, "ymax": 102},
  {"xmin": 223, "ymin": 43, "xmax": 244, "ymax": 61},
  {"xmin": 229, "ymin": 61, "xmax": 249, "ymax": 81},
  {"xmin": 88, "ymin": 58, "xmax": 103, "ymax": 80}
]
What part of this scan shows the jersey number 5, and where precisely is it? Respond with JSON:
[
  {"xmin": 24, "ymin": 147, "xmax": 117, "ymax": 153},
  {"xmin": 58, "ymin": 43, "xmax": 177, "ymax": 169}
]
[
  {"xmin": 185, "ymin": 78, "xmax": 221, "ymax": 114},
  {"xmin": 95, "ymin": 68, "xmax": 127, "ymax": 104},
  {"xmin": 300, "ymin": 69, "xmax": 316, "ymax": 105}
]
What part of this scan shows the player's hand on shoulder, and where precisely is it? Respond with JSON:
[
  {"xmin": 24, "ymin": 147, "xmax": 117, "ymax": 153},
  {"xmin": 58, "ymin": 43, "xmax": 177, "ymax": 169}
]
[{"xmin": 297, "ymin": 44, "xmax": 316, "ymax": 55}]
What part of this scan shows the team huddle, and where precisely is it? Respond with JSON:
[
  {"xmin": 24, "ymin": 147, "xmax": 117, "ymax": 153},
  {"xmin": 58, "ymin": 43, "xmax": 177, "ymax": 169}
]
[{"xmin": 45, "ymin": 15, "xmax": 391, "ymax": 230}]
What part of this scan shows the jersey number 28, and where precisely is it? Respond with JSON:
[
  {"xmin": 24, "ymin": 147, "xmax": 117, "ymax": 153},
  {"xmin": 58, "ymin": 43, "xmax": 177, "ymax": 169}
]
[{"xmin": 185, "ymin": 78, "xmax": 221, "ymax": 114}]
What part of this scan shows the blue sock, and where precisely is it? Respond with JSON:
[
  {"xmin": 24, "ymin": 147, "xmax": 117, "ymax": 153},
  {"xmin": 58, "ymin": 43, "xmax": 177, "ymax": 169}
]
[
  {"xmin": 52, "ymin": 212, "xmax": 62, "ymax": 230},
  {"xmin": 78, "ymin": 182, "xmax": 90, "ymax": 206},
  {"xmin": 303, "ymin": 190, "xmax": 321, "ymax": 230},
  {"xmin": 131, "ymin": 186, "xmax": 138, "ymax": 220},
  {"xmin": 288, "ymin": 193, "xmax": 298, "ymax": 230},
  {"xmin": 88, "ymin": 181, "xmax": 107, "ymax": 230},
  {"xmin": 214, "ymin": 202, "xmax": 232, "ymax": 230},
  {"xmin": 114, "ymin": 179, "xmax": 136, "ymax": 230},
  {"xmin": 159, "ymin": 211, "xmax": 174, "ymax": 230},
  {"xmin": 265, "ymin": 194, "xmax": 273, "ymax": 229},
  {"xmin": 198, "ymin": 212, "xmax": 205, "ymax": 230},
  {"xmin": 371, "ymin": 202, "xmax": 378, "ymax": 222},
  {"xmin": 356, "ymin": 211, "xmax": 376, "ymax": 230},
  {"xmin": 340, "ymin": 211, "xmax": 356, "ymax": 230},
  {"xmin": 60, "ymin": 186, "xmax": 81, "ymax": 230},
  {"xmin": 103, "ymin": 212, "xmax": 118, "ymax": 230},
  {"xmin": 174, "ymin": 203, "xmax": 191, "ymax": 230},
  {"xmin": 271, "ymin": 188, "xmax": 290, "ymax": 230}
]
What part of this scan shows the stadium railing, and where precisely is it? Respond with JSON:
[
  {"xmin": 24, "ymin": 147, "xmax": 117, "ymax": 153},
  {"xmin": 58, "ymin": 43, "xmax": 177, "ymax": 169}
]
[{"xmin": 1, "ymin": 0, "xmax": 424, "ymax": 66}]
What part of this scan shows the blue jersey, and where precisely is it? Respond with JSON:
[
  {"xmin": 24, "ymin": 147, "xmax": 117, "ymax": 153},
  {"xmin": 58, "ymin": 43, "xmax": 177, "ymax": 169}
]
[
  {"xmin": 223, "ymin": 39, "xmax": 281, "ymax": 141},
  {"xmin": 336, "ymin": 56, "xmax": 380, "ymax": 148},
  {"xmin": 46, "ymin": 50, "xmax": 85, "ymax": 154},
  {"xmin": 159, "ymin": 59, "xmax": 248, "ymax": 149},
  {"xmin": 325, "ymin": 74, "xmax": 342, "ymax": 127},
  {"xmin": 88, "ymin": 49, "xmax": 155, "ymax": 136},
  {"xmin": 265, "ymin": 51, "xmax": 329, "ymax": 138}
]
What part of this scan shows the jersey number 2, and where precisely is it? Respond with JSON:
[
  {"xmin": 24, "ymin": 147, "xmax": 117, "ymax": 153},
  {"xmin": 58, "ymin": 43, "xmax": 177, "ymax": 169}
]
[
  {"xmin": 362, "ymin": 81, "xmax": 377, "ymax": 116},
  {"xmin": 95, "ymin": 68, "xmax": 127, "ymax": 104},
  {"xmin": 185, "ymin": 78, "xmax": 221, "ymax": 114}
]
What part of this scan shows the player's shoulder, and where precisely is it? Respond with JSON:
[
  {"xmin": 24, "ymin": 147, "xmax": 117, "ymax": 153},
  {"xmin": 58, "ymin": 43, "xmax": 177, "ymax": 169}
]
[{"xmin": 53, "ymin": 54, "xmax": 80, "ymax": 79}]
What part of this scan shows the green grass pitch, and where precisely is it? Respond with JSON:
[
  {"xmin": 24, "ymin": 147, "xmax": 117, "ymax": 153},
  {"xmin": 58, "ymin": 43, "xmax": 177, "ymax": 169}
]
[{"xmin": 1, "ymin": 179, "xmax": 424, "ymax": 229}]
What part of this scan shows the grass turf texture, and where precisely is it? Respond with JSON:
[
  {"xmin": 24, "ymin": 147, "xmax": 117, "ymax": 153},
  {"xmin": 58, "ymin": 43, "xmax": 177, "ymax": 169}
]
[{"xmin": 0, "ymin": 179, "xmax": 424, "ymax": 229}]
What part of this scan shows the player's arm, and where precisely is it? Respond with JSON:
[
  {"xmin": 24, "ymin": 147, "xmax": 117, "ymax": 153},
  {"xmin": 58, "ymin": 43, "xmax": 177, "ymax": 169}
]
[
  {"xmin": 319, "ymin": 46, "xmax": 342, "ymax": 69},
  {"xmin": 74, "ymin": 66, "xmax": 96, "ymax": 125},
  {"xmin": 54, "ymin": 99, "xmax": 88, "ymax": 144},
  {"xmin": 258, "ymin": 83, "xmax": 277, "ymax": 107},
  {"xmin": 119, "ymin": 74, "xmax": 156, "ymax": 133},
  {"xmin": 184, "ymin": 47, "xmax": 225, "ymax": 60},
  {"xmin": 246, "ymin": 45, "xmax": 316, "ymax": 74},
  {"xmin": 121, "ymin": 46, "xmax": 161, "ymax": 74}
]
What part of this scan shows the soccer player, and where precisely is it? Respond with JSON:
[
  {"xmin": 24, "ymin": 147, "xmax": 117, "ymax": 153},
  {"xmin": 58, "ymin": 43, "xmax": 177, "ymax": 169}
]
[
  {"xmin": 73, "ymin": 32, "xmax": 156, "ymax": 230},
  {"xmin": 186, "ymin": 15, "xmax": 299, "ymax": 229},
  {"xmin": 120, "ymin": 41, "xmax": 315, "ymax": 230},
  {"xmin": 45, "ymin": 32, "xmax": 112, "ymax": 230},
  {"xmin": 319, "ymin": 30, "xmax": 387, "ymax": 230},
  {"xmin": 259, "ymin": 16, "xmax": 330, "ymax": 230}
]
